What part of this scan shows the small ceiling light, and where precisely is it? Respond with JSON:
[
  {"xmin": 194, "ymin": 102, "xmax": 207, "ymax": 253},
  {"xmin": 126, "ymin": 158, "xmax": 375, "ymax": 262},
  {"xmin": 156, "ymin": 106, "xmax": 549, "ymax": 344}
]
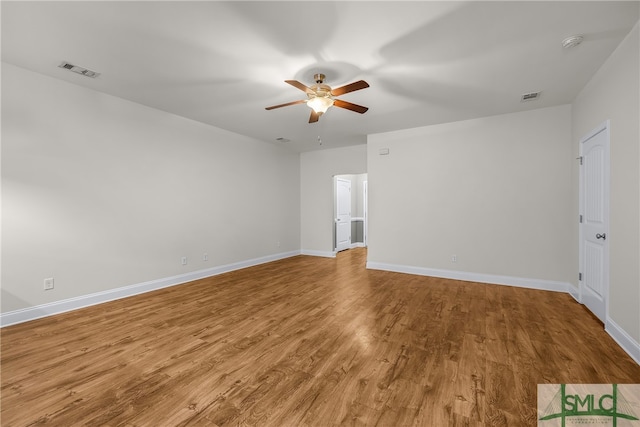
[
  {"xmin": 562, "ymin": 35, "xmax": 584, "ymax": 49},
  {"xmin": 307, "ymin": 96, "xmax": 334, "ymax": 114}
]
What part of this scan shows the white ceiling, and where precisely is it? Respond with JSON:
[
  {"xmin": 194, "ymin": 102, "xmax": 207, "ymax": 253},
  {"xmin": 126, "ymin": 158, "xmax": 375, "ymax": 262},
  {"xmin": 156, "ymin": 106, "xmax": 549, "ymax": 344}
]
[{"xmin": 2, "ymin": 1, "xmax": 638, "ymax": 152}]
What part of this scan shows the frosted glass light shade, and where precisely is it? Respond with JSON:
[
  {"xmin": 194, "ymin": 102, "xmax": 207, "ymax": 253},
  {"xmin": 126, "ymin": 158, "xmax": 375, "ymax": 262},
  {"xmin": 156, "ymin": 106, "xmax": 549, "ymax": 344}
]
[{"xmin": 307, "ymin": 96, "xmax": 334, "ymax": 114}]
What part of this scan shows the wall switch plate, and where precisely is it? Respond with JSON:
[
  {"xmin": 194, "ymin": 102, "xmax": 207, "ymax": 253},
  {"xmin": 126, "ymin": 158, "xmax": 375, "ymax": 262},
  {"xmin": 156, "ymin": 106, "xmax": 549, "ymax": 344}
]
[
  {"xmin": 44, "ymin": 278, "xmax": 55, "ymax": 290},
  {"xmin": 181, "ymin": 257, "xmax": 187, "ymax": 265},
  {"xmin": 203, "ymin": 253, "xmax": 208, "ymax": 261}
]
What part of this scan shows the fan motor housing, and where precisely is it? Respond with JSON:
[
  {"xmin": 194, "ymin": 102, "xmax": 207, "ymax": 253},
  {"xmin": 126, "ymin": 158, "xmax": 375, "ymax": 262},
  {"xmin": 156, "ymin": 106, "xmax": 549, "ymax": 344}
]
[{"xmin": 309, "ymin": 83, "xmax": 332, "ymax": 99}]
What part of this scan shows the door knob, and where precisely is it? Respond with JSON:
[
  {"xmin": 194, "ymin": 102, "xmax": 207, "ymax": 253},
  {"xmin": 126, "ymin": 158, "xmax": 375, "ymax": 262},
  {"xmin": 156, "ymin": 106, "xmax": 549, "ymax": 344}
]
[{"xmin": 596, "ymin": 233, "xmax": 607, "ymax": 240}]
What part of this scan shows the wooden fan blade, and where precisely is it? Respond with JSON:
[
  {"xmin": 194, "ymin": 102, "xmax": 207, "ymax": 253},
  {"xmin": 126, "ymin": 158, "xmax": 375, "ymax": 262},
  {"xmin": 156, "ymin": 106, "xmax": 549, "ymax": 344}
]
[
  {"xmin": 330, "ymin": 80, "xmax": 369, "ymax": 96},
  {"xmin": 265, "ymin": 99, "xmax": 306, "ymax": 110},
  {"xmin": 286, "ymin": 80, "xmax": 315, "ymax": 94},
  {"xmin": 333, "ymin": 99, "xmax": 369, "ymax": 114},
  {"xmin": 309, "ymin": 110, "xmax": 321, "ymax": 123}
]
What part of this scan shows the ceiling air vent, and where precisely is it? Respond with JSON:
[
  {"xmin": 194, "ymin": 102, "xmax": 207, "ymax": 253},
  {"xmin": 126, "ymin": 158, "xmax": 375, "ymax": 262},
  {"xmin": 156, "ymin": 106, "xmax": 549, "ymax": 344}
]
[
  {"xmin": 58, "ymin": 61, "xmax": 100, "ymax": 78},
  {"xmin": 521, "ymin": 91, "xmax": 541, "ymax": 102}
]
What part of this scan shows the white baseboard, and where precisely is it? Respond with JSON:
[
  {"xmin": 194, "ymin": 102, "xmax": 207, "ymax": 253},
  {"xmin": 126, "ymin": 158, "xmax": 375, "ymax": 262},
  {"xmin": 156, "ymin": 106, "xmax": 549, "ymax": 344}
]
[
  {"xmin": 366, "ymin": 261, "xmax": 571, "ymax": 293},
  {"xmin": 568, "ymin": 284, "xmax": 581, "ymax": 303},
  {"xmin": 1, "ymin": 250, "xmax": 301, "ymax": 328},
  {"xmin": 606, "ymin": 317, "xmax": 640, "ymax": 365},
  {"xmin": 301, "ymin": 249, "xmax": 337, "ymax": 258}
]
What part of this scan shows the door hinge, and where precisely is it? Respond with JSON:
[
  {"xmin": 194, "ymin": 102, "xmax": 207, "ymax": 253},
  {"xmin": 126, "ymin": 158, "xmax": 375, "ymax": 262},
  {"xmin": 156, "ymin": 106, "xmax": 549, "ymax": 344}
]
[
  {"xmin": 579, "ymin": 272, "xmax": 583, "ymax": 281},
  {"xmin": 579, "ymin": 214, "xmax": 583, "ymax": 223},
  {"xmin": 577, "ymin": 156, "xmax": 583, "ymax": 165}
]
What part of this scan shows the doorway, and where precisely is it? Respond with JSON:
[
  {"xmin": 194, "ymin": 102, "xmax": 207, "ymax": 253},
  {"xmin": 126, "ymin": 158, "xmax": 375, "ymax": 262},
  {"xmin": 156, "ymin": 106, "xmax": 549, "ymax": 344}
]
[
  {"xmin": 579, "ymin": 120, "xmax": 610, "ymax": 323},
  {"xmin": 335, "ymin": 177, "xmax": 351, "ymax": 252},
  {"xmin": 334, "ymin": 173, "xmax": 368, "ymax": 252}
]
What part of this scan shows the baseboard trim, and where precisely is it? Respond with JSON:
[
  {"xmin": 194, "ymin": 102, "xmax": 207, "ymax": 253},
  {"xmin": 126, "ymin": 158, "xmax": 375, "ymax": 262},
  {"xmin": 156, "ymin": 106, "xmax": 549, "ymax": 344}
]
[
  {"xmin": 568, "ymin": 284, "xmax": 581, "ymax": 303},
  {"xmin": 1, "ymin": 250, "xmax": 301, "ymax": 328},
  {"xmin": 606, "ymin": 317, "xmax": 640, "ymax": 365},
  {"xmin": 366, "ymin": 261, "xmax": 571, "ymax": 293},
  {"xmin": 301, "ymin": 249, "xmax": 337, "ymax": 258}
]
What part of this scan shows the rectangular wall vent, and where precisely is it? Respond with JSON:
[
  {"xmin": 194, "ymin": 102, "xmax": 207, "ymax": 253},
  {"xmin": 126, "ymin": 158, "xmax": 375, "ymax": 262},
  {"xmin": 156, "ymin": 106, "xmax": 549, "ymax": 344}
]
[
  {"xmin": 521, "ymin": 91, "xmax": 541, "ymax": 102},
  {"xmin": 58, "ymin": 61, "xmax": 100, "ymax": 78}
]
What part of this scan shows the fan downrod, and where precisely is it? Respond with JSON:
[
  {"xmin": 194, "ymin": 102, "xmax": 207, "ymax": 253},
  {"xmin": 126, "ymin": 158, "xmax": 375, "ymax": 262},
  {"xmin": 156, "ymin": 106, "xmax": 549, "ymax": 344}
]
[{"xmin": 314, "ymin": 73, "xmax": 326, "ymax": 84}]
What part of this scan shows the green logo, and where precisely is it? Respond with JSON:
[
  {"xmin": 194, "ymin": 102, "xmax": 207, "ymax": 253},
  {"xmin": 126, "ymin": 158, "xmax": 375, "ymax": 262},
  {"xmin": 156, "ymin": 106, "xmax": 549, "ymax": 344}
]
[{"xmin": 538, "ymin": 384, "xmax": 640, "ymax": 426}]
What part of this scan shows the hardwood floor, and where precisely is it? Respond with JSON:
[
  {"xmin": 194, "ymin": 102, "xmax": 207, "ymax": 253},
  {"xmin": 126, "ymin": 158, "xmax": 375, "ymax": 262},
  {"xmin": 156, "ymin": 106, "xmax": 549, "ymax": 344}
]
[{"xmin": 2, "ymin": 248, "xmax": 639, "ymax": 426}]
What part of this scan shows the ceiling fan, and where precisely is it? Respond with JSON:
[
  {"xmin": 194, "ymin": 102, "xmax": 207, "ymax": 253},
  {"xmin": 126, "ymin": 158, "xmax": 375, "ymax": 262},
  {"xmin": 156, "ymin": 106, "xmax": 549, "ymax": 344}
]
[{"xmin": 265, "ymin": 73, "xmax": 369, "ymax": 123}]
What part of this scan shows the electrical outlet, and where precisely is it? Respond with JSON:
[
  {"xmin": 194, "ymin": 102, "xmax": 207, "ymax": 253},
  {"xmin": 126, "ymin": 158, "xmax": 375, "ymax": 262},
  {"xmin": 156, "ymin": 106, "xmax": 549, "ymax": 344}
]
[
  {"xmin": 44, "ymin": 278, "xmax": 54, "ymax": 290},
  {"xmin": 451, "ymin": 255, "xmax": 457, "ymax": 263},
  {"xmin": 276, "ymin": 241, "xmax": 281, "ymax": 248},
  {"xmin": 181, "ymin": 256, "xmax": 187, "ymax": 265},
  {"xmin": 203, "ymin": 253, "xmax": 208, "ymax": 262}
]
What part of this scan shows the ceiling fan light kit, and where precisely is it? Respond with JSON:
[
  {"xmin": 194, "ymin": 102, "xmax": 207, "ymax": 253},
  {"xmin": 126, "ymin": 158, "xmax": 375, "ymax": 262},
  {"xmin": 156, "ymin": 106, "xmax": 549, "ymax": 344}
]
[
  {"xmin": 266, "ymin": 72, "xmax": 369, "ymax": 123},
  {"xmin": 307, "ymin": 95, "xmax": 334, "ymax": 114}
]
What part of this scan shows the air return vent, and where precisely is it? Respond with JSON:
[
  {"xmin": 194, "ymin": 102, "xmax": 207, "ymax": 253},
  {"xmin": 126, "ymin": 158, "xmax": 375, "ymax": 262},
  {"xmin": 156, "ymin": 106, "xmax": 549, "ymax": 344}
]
[
  {"xmin": 58, "ymin": 61, "xmax": 100, "ymax": 78},
  {"xmin": 521, "ymin": 91, "xmax": 541, "ymax": 102}
]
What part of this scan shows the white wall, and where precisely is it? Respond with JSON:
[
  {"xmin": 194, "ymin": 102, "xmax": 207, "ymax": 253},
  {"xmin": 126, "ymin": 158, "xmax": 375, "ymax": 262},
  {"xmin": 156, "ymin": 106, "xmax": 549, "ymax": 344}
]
[
  {"xmin": 1, "ymin": 63, "xmax": 301, "ymax": 313},
  {"xmin": 300, "ymin": 145, "xmax": 367, "ymax": 256},
  {"xmin": 367, "ymin": 105, "xmax": 573, "ymax": 284},
  {"xmin": 572, "ymin": 22, "xmax": 640, "ymax": 343}
]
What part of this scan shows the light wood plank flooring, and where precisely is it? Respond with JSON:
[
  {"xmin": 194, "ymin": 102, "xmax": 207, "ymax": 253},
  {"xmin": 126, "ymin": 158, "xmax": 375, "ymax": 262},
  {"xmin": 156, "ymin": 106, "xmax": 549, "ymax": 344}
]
[{"xmin": 2, "ymin": 248, "xmax": 639, "ymax": 426}]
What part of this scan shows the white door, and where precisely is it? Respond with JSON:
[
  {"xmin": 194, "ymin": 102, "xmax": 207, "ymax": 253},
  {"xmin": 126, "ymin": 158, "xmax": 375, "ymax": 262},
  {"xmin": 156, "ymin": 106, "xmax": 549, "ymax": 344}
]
[
  {"xmin": 335, "ymin": 178, "xmax": 351, "ymax": 252},
  {"xmin": 579, "ymin": 121, "xmax": 610, "ymax": 323}
]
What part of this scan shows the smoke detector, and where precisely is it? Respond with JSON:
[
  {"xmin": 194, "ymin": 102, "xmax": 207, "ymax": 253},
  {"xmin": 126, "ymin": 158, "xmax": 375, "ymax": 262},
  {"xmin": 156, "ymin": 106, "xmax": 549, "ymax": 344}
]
[
  {"xmin": 58, "ymin": 61, "xmax": 100, "ymax": 78},
  {"xmin": 562, "ymin": 35, "xmax": 584, "ymax": 49}
]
